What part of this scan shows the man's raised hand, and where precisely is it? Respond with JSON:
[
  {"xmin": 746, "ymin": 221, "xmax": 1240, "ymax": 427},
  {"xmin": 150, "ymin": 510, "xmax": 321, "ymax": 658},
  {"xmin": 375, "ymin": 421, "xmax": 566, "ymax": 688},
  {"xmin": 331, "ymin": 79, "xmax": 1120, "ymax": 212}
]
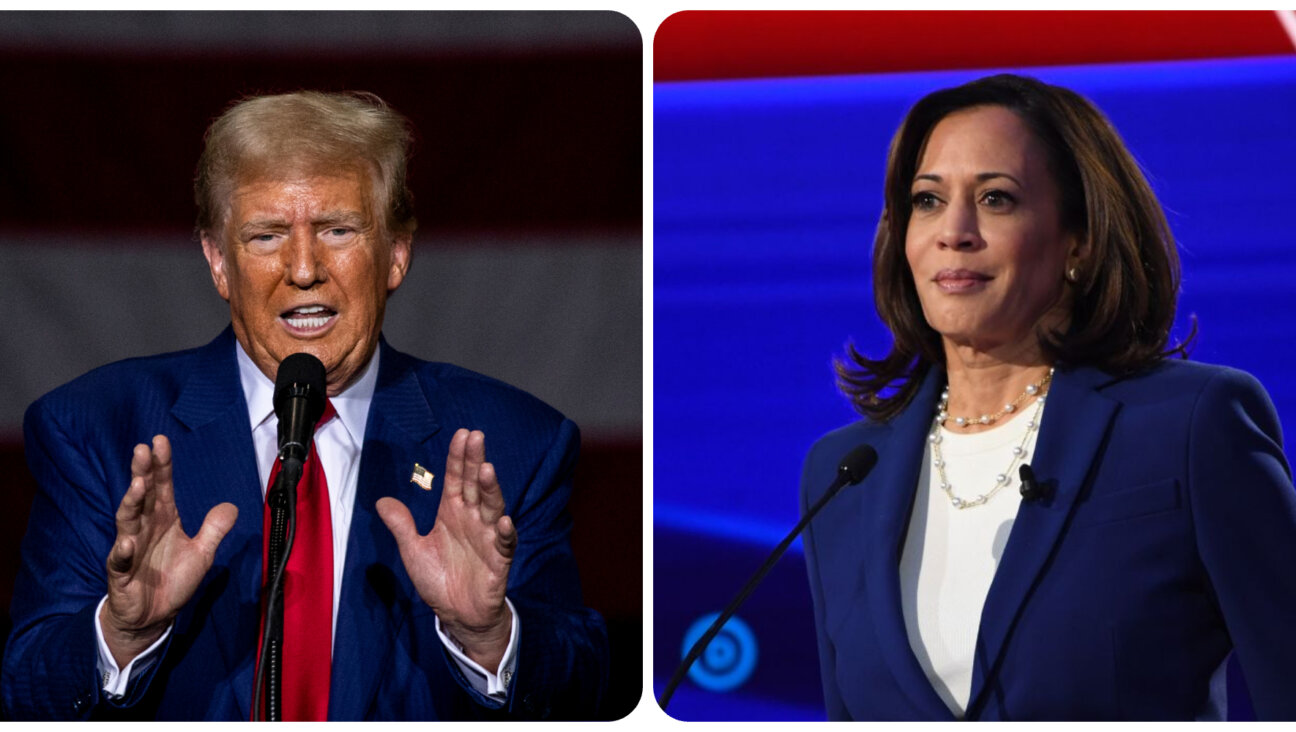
[
  {"xmin": 100, "ymin": 435, "xmax": 238, "ymax": 668},
  {"xmin": 376, "ymin": 428, "xmax": 517, "ymax": 672}
]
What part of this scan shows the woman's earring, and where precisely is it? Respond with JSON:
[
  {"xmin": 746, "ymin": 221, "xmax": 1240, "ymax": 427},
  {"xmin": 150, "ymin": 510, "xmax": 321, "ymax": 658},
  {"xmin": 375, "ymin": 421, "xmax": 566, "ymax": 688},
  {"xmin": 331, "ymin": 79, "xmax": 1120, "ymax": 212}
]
[{"xmin": 1066, "ymin": 266, "xmax": 1079, "ymax": 283}]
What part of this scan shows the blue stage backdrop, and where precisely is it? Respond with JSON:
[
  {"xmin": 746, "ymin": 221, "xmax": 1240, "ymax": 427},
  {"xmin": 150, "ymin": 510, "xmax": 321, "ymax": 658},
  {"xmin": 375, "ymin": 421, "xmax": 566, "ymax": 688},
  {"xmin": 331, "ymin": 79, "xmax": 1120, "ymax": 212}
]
[{"xmin": 653, "ymin": 56, "xmax": 1296, "ymax": 720}]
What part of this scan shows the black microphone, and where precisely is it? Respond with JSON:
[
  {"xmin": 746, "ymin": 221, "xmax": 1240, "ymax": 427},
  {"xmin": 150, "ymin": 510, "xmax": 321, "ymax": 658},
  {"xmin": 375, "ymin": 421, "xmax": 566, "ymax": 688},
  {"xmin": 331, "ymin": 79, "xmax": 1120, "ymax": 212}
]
[
  {"xmin": 273, "ymin": 353, "xmax": 327, "ymax": 466},
  {"xmin": 1019, "ymin": 463, "xmax": 1045, "ymax": 502},
  {"xmin": 658, "ymin": 444, "xmax": 878, "ymax": 711},
  {"xmin": 255, "ymin": 352, "xmax": 326, "ymax": 721}
]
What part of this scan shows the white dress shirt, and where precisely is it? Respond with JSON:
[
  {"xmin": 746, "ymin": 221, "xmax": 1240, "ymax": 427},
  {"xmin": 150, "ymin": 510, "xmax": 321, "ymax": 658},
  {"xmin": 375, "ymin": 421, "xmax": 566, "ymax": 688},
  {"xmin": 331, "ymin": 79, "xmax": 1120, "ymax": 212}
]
[{"xmin": 95, "ymin": 343, "xmax": 517, "ymax": 702}]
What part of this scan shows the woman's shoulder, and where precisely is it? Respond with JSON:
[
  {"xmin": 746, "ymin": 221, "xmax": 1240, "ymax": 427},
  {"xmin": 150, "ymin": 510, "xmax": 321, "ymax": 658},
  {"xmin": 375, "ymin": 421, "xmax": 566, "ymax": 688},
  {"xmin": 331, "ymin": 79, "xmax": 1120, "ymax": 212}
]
[
  {"xmin": 800, "ymin": 418, "xmax": 890, "ymax": 496},
  {"xmin": 1097, "ymin": 358, "xmax": 1281, "ymax": 443},
  {"xmin": 1100, "ymin": 358, "xmax": 1271, "ymax": 405},
  {"xmin": 806, "ymin": 417, "xmax": 890, "ymax": 458},
  {"xmin": 1114, "ymin": 357, "xmax": 1255, "ymax": 384}
]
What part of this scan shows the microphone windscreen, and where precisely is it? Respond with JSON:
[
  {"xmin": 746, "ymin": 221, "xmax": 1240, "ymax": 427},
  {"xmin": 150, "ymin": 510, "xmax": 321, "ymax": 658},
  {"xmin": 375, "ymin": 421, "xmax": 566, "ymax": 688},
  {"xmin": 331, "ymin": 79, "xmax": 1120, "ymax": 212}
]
[
  {"xmin": 1019, "ymin": 463, "xmax": 1035, "ymax": 483},
  {"xmin": 837, "ymin": 444, "xmax": 879, "ymax": 485},
  {"xmin": 1018, "ymin": 463, "xmax": 1042, "ymax": 501},
  {"xmin": 273, "ymin": 352, "xmax": 327, "ymax": 419}
]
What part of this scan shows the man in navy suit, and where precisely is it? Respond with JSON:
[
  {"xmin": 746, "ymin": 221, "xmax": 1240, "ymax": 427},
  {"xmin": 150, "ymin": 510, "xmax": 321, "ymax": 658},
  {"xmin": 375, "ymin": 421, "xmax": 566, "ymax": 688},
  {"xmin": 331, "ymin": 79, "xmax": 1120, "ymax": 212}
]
[{"xmin": 1, "ymin": 91, "xmax": 607, "ymax": 720}]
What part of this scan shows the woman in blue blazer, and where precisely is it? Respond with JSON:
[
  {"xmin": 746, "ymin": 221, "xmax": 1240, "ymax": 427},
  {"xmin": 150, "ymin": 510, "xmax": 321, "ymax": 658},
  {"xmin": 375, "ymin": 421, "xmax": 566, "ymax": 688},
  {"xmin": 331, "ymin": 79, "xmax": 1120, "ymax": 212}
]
[{"xmin": 800, "ymin": 75, "xmax": 1296, "ymax": 720}]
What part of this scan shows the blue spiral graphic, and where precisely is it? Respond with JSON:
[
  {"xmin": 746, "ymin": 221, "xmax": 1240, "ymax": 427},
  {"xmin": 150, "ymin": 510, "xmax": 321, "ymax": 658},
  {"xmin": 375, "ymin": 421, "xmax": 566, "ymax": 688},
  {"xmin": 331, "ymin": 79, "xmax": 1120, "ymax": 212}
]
[{"xmin": 681, "ymin": 612, "xmax": 758, "ymax": 692}]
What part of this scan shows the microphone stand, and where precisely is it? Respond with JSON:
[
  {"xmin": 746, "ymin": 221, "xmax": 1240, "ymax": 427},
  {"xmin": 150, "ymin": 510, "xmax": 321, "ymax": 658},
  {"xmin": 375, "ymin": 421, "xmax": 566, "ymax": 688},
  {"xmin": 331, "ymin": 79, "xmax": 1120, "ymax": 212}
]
[
  {"xmin": 256, "ymin": 353, "xmax": 326, "ymax": 721},
  {"xmin": 253, "ymin": 457, "xmax": 303, "ymax": 721},
  {"xmin": 658, "ymin": 445, "xmax": 877, "ymax": 711}
]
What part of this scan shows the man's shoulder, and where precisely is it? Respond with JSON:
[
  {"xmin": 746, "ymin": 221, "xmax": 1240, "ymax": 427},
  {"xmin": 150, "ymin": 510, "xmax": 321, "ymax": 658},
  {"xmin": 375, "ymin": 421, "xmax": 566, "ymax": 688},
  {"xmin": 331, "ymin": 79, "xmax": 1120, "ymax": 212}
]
[
  {"xmin": 26, "ymin": 336, "xmax": 228, "ymax": 428},
  {"xmin": 381, "ymin": 345, "xmax": 571, "ymax": 430}
]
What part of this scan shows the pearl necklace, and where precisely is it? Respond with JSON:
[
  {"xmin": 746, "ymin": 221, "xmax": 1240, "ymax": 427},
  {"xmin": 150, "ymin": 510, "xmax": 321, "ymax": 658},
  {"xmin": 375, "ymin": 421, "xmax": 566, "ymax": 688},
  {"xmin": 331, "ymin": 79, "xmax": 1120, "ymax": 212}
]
[
  {"xmin": 938, "ymin": 368, "xmax": 1054, "ymax": 428},
  {"xmin": 928, "ymin": 367, "xmax": 1054, "ymax": 510}
]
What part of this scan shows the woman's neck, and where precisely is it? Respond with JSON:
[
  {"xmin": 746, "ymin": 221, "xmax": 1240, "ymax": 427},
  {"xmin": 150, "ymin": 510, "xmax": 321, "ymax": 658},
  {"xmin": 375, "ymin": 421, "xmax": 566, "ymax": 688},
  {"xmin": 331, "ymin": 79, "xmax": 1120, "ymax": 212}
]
[{"xmin": 941, "ymin": 340, "xmax": 1053, "ymax": 434}]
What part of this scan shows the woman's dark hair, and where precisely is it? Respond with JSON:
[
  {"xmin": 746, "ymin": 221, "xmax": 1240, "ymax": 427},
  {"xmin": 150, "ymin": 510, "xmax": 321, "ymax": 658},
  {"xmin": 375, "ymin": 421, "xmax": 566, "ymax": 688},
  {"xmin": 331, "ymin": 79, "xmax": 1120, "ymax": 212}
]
[{"xmin": 837, "ymin": 73, "xmax": 1192, "ymax": 421}]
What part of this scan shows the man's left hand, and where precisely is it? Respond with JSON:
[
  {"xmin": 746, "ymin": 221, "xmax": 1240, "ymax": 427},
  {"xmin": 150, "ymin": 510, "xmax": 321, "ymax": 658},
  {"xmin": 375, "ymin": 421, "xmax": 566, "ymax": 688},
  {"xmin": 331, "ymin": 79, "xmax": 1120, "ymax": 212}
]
[{"xmin": 376, "ymin": 428, "xmax": 516, "ymax": 672}]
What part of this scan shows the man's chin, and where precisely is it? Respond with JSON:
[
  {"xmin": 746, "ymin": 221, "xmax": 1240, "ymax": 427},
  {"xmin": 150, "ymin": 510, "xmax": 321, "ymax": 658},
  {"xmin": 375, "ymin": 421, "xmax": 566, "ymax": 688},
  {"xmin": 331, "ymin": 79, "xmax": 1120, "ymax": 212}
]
[
  {"xmin": 236, "ymin": 328, "xmax": 376, "ymax": 393},
  {"xmin": 241, "ymin": 339, "xmax": 331, "ymax": 385},
  {"xmin": 321, "ymin": 346, "xmax": 381, "ymax": 396}
]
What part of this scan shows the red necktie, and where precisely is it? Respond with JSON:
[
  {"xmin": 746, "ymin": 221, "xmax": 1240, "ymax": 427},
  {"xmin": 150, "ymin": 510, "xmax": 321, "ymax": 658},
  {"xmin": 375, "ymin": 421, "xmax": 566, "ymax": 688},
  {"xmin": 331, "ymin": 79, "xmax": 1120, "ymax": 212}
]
[{"xmin": 255, "ymin": 399, "xmax": 336, "ymax": 721}]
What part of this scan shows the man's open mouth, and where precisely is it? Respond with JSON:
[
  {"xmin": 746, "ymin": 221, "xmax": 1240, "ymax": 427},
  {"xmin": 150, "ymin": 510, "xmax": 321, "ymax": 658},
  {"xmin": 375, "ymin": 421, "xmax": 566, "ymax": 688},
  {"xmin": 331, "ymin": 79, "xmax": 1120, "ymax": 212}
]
[{"xmin": 281, "ymin": 305, "xmax": 337, "ymax": 331}]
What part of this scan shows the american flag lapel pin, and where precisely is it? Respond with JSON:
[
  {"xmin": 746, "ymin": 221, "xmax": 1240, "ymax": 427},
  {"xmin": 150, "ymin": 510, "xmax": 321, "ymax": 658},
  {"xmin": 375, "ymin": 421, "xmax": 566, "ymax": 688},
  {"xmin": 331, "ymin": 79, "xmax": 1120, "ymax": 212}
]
[{"xmin": 410, "ymin": 463, "xmax": 434, "ymax": 490}]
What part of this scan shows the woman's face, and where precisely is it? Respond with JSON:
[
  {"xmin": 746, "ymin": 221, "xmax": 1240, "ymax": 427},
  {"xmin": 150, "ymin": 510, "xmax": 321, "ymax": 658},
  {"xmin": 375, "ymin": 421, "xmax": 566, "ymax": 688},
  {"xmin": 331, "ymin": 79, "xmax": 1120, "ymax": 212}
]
[{"xmin": 904, "ymin": 105, "xmax": 1080, "ymax": 357}]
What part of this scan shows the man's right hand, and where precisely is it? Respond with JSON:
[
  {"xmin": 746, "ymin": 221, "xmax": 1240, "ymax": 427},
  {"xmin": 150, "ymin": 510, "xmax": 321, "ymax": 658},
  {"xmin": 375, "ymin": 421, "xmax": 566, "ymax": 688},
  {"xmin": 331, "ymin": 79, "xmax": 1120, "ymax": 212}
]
[{"xmin": 100, "ymin": 434, "xmax": 238, "ymax": 669}]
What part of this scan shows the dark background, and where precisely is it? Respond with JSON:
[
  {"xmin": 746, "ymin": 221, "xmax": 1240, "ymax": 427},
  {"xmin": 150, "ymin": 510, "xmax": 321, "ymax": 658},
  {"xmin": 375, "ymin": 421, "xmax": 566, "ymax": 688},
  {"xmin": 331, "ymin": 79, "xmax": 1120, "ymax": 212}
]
[{"xmin": 0, "ymin": 10, "xmax": 642, "ymax": 720}]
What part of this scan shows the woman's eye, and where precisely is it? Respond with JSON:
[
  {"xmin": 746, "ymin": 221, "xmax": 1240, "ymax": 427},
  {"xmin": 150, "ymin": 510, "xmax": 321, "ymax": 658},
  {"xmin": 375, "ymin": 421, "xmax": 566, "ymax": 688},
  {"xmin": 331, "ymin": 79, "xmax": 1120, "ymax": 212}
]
[
  {"xmin": 981, "ymin": 190, "xmax": 1016, "ymax": 208},
  {"xmin": 911, "ymin": 191, "xmax": 940, "ymax": 210}
]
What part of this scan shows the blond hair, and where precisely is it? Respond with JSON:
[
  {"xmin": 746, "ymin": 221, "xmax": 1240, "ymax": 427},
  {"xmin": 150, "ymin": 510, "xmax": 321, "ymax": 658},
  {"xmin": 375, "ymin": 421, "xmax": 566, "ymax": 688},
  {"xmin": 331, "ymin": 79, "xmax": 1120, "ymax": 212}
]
[{"xmin": 194, "ymin": 90, "xmax": 416, "ymax": 240}]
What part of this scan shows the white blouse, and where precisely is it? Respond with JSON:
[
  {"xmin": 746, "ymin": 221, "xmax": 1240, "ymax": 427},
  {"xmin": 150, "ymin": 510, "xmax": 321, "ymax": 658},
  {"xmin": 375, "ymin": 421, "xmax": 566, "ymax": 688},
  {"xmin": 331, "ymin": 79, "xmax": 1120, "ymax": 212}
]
[{"xmin": 898, "ymin": 402, "xmax": 1044, "ymax": 717}]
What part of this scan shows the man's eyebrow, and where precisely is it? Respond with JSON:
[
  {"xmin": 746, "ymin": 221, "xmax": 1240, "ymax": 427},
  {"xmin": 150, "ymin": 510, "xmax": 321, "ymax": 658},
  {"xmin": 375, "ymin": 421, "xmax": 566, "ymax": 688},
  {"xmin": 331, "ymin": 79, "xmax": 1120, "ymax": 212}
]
[
  {"xmin": 313, "ymin": 210, "xmax": 368, "ymax": 227},
  {"xmin": 236, "ymin": 212, "xmax": 368, "ymax": 236},
  {"xmin": 911, "ymin": 172, "xmax": 1023, "ymax": 186},
  {"xmin": 237, "ymin": 218, "xmax": 288, "ymax": 236}
]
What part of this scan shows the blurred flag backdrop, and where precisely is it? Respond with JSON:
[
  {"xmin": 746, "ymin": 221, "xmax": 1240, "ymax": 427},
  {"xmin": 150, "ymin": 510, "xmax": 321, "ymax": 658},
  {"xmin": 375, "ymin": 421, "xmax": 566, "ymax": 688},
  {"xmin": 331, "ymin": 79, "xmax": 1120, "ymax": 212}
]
[{"xmin": 0, "ymin": 11, "xmax": 642, "ymax": 720}]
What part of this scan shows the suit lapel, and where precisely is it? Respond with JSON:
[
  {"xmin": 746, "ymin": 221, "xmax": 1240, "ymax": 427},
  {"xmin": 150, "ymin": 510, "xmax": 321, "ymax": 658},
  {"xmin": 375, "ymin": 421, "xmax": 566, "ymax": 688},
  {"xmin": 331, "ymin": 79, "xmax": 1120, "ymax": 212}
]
[
  {"xmin": 328, "ymin": 343, "xmax": 442, "ymax": 719},
  {"xmin": 966, "ymin": 365, "xmax": 1119, "ymax": 716},
  {"xmin": 859, "ymin": 369, "xmax": 956, "ymax": 719},
  {"xmin": 167, "ymin": 329, "xmax": 266, "ymax": 718}
]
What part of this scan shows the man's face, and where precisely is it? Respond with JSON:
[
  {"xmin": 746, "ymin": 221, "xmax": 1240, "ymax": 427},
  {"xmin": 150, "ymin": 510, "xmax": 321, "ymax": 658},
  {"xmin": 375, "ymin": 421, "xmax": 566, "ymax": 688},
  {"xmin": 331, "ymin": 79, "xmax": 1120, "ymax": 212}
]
[{"xmin": 201, "ymin": 171, "xmax": 411, "ymax": 395}]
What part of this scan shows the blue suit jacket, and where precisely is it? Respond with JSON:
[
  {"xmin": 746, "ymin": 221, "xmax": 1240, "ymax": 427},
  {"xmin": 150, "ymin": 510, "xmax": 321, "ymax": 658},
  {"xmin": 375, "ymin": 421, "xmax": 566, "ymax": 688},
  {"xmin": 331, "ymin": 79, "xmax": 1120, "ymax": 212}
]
[
  {"xmin": 801, "ymin": 359, "xmax": 1296, "ymax": 720},
  {"xmin": 2, "ymin": 329, "xmax": 608, "ymax": 720}
]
